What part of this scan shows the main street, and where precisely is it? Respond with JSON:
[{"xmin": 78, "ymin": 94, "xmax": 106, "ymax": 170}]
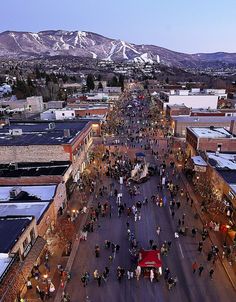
[{"xmin": 65, "ymin": 91, "xmax": 235, "ymax": 302}]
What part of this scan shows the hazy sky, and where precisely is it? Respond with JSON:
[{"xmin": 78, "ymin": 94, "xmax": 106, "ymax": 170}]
[{"xmin": 1, "ymin": 0, "xmax": 235, "ymax": 53}]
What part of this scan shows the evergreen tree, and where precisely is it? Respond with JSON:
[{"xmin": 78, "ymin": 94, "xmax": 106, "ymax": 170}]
[
  {"xmin": 35, "ymin": 66, "xmax": 41, "ymax": 79},
  {"xmin": 86, "ymin": 74, "xmax": 95, "ymax": 91},
  {"xmin": 98, "ymin": 81, "xmax": 103, "ymax": 90},
  {"xmin": 110, "ymin": 76, "xmax": 118, "ymax": 87},
  {"xmin": 118, "ymin": 75, "xmax": 124, "ymax": 91}
]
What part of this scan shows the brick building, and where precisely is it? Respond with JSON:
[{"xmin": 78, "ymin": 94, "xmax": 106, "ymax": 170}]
[
  {"xmin": 166, "ymin": 104, "xmax": 191, "ymax": 117},
  {"xmin": 0, "ymin": 216, "xmax": 46, "ymax": 302},
  {"xmin": 186, "ymin": 127, "xmax": 236, "ymax": 156},
  {"xmin": 0, "ymin": 120, "xmax": 95, "ymax": 177},
  {"xmin": 171, "ymin": 116, "xmax": 236, "ymax": 137}
]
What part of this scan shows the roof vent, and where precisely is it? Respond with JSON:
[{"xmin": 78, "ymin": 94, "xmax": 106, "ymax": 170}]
[
  {"xmin": 9, "ymin": 129, "xmax": 23, "ymax": 136},
  {"xmin": 64, "ymin": 129, "xmax": 71, "ymax": 138},
  {"xmin": 10, "ymin": 187, "xmax": 22, "ymax": 199},
  {"xmin": 48, "ymin": 122, "xmax": 55, "ymax": 130}
]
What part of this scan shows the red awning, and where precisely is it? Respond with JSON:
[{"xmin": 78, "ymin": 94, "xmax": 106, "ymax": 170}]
[{"xmin": 138, "ymin": 249, "xmax": 162, "ymax": 268}]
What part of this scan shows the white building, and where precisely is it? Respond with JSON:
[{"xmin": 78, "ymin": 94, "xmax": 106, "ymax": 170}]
[
  {"xmin": 40, "ymin": 108, "xmax": 75, "ymax": 120},
  {"xmin": 160, "ymin": 88, "xmax": 227, "ymax": 110},
  {"xmin": 26, "ymin": 96, "xmax": 44, "ymax": 113}
]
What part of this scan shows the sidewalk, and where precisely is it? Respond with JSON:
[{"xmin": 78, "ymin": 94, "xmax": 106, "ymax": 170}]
[
  {"xmin": 179, "ymin": 170, "xmax": 236, "ymax": 291},
  {"xmin": 53, "ymin": 172, "xmax": 112, "ymax": 301}
]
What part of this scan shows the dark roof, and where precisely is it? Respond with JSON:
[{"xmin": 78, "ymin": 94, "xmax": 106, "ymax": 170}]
[
  {"xmin": 0, "ymin": 161, "xmax": 71, "ymax": 178},
  {"xmin": 0, "ymin": 120, "xmax": 90, "ymax": 146},
  {"xmin": 217, "ymin": 169, "xmax": 236, "ymax": 184},
  {"xmin": 0, "ymin": 217, "xmax": 32, "ymax": 253}
]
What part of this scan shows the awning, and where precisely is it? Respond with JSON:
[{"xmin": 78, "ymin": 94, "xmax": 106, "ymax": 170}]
[{"xmin": 138, "ymin": 249, "xmax": 162, "ymax": 268}]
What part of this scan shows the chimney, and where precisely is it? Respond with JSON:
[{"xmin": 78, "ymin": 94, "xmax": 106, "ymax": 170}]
[{"xmin": 64, "ymin": 129, "xmax": 71, "ymax": 138}]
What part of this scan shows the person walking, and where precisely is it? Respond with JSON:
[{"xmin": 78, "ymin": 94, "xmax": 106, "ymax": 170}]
[
  {"xmin": 97, "ymin": 275, "xmax": 102, "ymax": 287},
  {"xmin": 135, "ymin": 265, "xmax": 141, "ymax": 281},
  {"xmin": 192, "ymin": 261, "xmax": 198, "ymax": 274},
  {"xmin": 150, "ymin": 269, "xmax": 154, "ymax": 282},
  {"xmin": 198, "ymin": 241, "xmax": 203, "ymax": 253},
  {"xmin": 209, "ymin": 268, "xmax": 214, "ymax": 279},
  {"xmin": 149, "ymin": 239, "xmax": 154, "ymax": 248},
  {"xmin": 190, "ymin": 199, "xmax": 194, "ymax": 207},
  {"xmin": 198, "ymin": 264, "xmax": 204, "ymax": 276},
  {"xmin": 156, "ymin": 226, "xmax": 161, "ymax": 236}
]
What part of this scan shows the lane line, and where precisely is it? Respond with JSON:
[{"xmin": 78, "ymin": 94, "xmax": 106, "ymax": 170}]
[{"xmin": 178, "ymin": 242, "xmax": 184, "ymax": 258}]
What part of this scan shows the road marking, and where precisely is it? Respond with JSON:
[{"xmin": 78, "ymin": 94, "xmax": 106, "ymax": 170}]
[{"xmin": 178, "ymin": 242, "xmax": 184, "ymax": 258}]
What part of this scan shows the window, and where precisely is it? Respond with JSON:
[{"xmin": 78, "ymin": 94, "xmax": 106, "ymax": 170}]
[
  {"xmin": 30, "ymin": 229, "xmax": 35, "ymax": 243},
  {"xmin": 62, "ymin": 113, "xmax": 65, "ymax": 116},
  {"xmin": 23, "ymin": 238, "xmax": 28, "ymax": 250},
  {"xmin": 217, "ymin": 144, "xmax": 222, "ymax": 152},
  {"xmin": 71, "ymin": 113, "xmax": 74, "ymax": 116}
]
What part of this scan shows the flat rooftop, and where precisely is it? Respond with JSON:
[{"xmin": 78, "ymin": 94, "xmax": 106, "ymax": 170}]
[
  {"xmin": 172, "ymin": 116, "xmax": 236, "ymax": 123},
  {"xmin": 189, "ymin": 127, "xmax": 233, "ymax": 138},
  {"xmin": 0, "ymin": 254, "xmax": 13, "ymax": 280},
  {"xmin": 207, "ymin": 152, "xmax": 236, "ymax": 170},
  {"xmin": 0, "ymin": 202, "xmax": 50, "ymax": 223},
  {"xmin": 0, "ymin": 185, "xmax": 57, "ymax": 202},
  {"xmin": 0, "ymin": 217, "xmax": 32, "ymax": 253},
  {"xmin": 0, "ymin": 161, "xmax": 71, "ymax": 178},
  {"xmin": 167, "ymin": 104, "xmax": 189, "ymax": 109},
  {"xmin": 0, "ymin": 120, "xmax": 90, "ymax": 146},
  {"xmin": 217, "ymin": 170, "xmax": 236, "ymax": 184}
]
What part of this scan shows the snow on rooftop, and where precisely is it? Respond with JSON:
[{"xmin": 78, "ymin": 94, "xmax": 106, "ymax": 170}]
[
  {"xmin": 229, "ymin": 184, "xmax": 236, "ymax": 193},
  {"xmin": 207, "ymin": 152, "xmax": 236, "ymax": 170},
  {"xmin": 0, "ymin": 253, "xmax": 12, "ymax": 279},
  {"xmin": 0, "ymin": 185, "xmax": 57, "ymax": 202},
  {"xmin": 0, "ymin": 202, "xmax": 49, "ymax": 222},
  {"xmin": 191, "ymin": 156, "xmax": 207, "ymax": 166},
  {"xmin": 191, "ymin": 127, "xmax": 232, "ymax": 138}
]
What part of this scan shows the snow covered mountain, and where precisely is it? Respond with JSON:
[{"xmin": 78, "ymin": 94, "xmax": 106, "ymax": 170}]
[{"xmin": 0, "ymin": 30, "xmax": 236, "ymax": 68}]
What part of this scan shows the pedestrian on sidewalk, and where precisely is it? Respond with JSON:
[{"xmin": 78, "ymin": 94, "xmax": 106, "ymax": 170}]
[
  {"xmin": 191, "ymin": 228, "xmax": 197, "ymax": 238},
  {"xmin": 192, "ymin": 261, "xmax": 198, "ymax": 274},
  {"xmin": 209, "ymin": 268, "xmax": 214, "ymax": 279},
  {"xmin": 191, "ymin": 199, "xmax": 194, "ymax": 207},
  {"xmin": 176, "ymin": 200, "xmax": 181, "ymax": 209},
  {"xmin": 198, "ymin": 241, "xmax": 203, "ymax": 253},
  {"xmin": 198, "ymin": 264, "xmax": 204, "ymax": 276}
]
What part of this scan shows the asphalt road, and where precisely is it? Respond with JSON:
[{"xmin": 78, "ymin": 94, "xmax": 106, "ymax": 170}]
[{"xmin": 66, "ymin": 98, "xmax": 235, "ymax": 302}]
